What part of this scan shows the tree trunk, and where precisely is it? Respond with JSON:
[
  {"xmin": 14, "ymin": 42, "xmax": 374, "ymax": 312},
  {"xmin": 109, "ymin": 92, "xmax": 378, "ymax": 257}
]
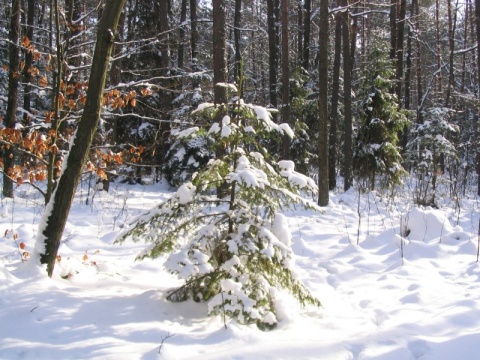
[
  {"xmin": 267, "ymin": 0, "xmax": 278, "ymax": 107},
  {"xmin": 190, "ymin": 0, "xmax": 199, "ymax": 89},
  {"xmin": 475, "ymin": 0, "xmax": 480, "ymax": 195},
  {"xmin": 396, "ymin": 0, "xmax": 406, "ymax": 104},
  {"xmin": 38, "ymin": 0, "xmax": 127, "ymax": 277},
  {"xmin": 302, "ymin": 0, "xmax": 311, "ymax": 70},
  {"xmin": 178, "ymin": 0, "xmax": 187, "ymax": 69},
  {"xmin": 445, "ymin": 0, "xmax": 457, "ymax": 107},
  {"xmin": 158, "ymin": 0, "xmax": 170, "ymax": 79},
  {"xmin": 297, "ymin": 0, "xmax": 303, "ymax": 66},
  {"xmin": 402, "ymin": 0, "xmax": 414, "ymax": 149},
  {"xmin": 45, "ymin": 0, "xmax": 66, "ymax": 205},
  {"xmin": 342, "ymin": 0, "xmax": 353, "ymax": 191},
  {"xmin": 213, "ymin": 0, "xmax": 227, "ymax": 105},
  {"xmin": 389, "ymin": 0, "xmax": 397, "ymax": 61},
  {"xmin": 2, "ymin": 0, "xmax": 21, "ymax": 198},
  {"xmin": 435, "ymin": 0, "xmax": 443, "ymax": 100},
  {"xmin": 280, "ymin": 0, "xmax": 290, "ymax": 158},
  {"xmin": 22, "ymin": 0, "xmax": 35, "ymax": 129},
  {"xmin": 234, "ymin": 0, "xmax": 242, "ymax": 89},
  {"xmin": 318, "ymin": 0, "xmax": 329, "ymax": 206},
  {"xmin": 414, "ymin": 0, "xmax": 424, "ymax": 123},
  {"xmin": 158, "ymin": 0, "xmax": 171, "ymax": 162},
  {"xmin": 329, "ymin": 4, "xmax": 342, "ymax": 191},
  {"xmin": 110, "ymin": 11, "xmax": 125, "ymax": 87}
]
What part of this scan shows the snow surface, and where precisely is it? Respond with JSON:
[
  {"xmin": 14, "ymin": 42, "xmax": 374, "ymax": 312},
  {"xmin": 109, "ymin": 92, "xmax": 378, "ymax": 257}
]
[{"xmin": 1, "ymin": 181, "xmax": 480, "ymax": 359}]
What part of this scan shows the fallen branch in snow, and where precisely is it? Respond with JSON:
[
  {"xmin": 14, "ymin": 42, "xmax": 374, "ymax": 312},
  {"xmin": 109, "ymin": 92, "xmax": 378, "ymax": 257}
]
[{"xmin": 158, "ymin": 332, "xmax": 175, "ymax": 355}]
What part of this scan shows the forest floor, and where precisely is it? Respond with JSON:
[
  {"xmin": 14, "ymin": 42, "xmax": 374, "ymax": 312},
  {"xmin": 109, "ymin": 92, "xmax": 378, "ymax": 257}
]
[{"xmin": 1, "ymin": 177, "xmax": 480, "ymax": 359}]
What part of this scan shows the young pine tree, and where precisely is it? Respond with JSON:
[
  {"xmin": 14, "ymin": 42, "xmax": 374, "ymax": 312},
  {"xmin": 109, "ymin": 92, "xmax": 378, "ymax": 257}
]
[
  {"xmin": 405, "ymin": 107, "xmax": 458, "ymax": 206},
  {"xmin": 353, "ymin": 39, "xmax": 409, "ymax": 191},
  {"xmin": 117, "ymin": 87, "xmax": 321, "ymax": 329}
]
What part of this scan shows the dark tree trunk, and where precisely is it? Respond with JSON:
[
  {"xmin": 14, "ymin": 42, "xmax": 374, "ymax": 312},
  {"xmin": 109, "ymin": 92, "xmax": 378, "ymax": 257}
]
[
  {"xmin": 110, "ymin": 11, "xmax": 125, "ymax": 87},
  {"xmin": 280, "ymin": 0, "xmax": 290, "ymax": 158},
  {"xmin": 342, "ymin": 0, "xmax": 353, "ymax": 191},
  {"xmin": 435, "ymin": 0, "xmax": 442, "ymax": 99},
  {"xmin": 414, "ymin": 0, "xmax": 424, "ymax": 123},
  {"xmin": 2, "ymin": 0, "xmax": 21, "ymax": 198},
  {"xmin": 190, "ymin": 0, "xmax": 199, "ymax": 88},
  {"xmin": 302, "ymin": 0, "xmax": 311, "ymax": 70},
  {"xmin": 329, "ymin": 4, "xmax": 342, "ymax": 191},
  {"xmin": 318, "ymin": 0, "xmax": 329, "ymax": 206},
  {"xmin": 445, "ymin": 0, "xmax": 457, "ymax": 107},
  {"xmin": 396, "ymin": 0, "xmax": 406, "ymax": 104},
  {"xmin": 234, "ymin": 0, "xmax": 242, "ymax": 89},
  {"xmin": 158, "ymin": 0, "xmax": 172, "ymax": 166},
  {"xmin": 213, "ymin": 0, "xmax": 227, "ymax": 105},
  {"xmin": 402, "ymin": 0, "xmax": 414, "ymax": 149},
  {"xmin": 475, "ymin": 0, "xmax": 480, "ymax": 195},
  {"xmin": 158, "ymin": 0, "xmax": 170, "ymax": 78},
  {"xmin": 39, "ymin": 0, "xmax": 127, "ymax": 277},
  {"xmin": 297, "ymin": 0, "xmax": 303, "ymax": 66},
  {"xmin": 389, "ymin": 0, "xmax": 397, "ymax": 61},
  {"xmin": 22, "ymin": 0, "xmax": 35, "ymax": 129},
  {"xmin": 178, "ymin": 0, "xmax": 187, "ymax": 69},
  {"xmin": 267, "ymin": 0, "xmax": 278, "ymax": 107},
  {"xmin": 45, "ymin": 0, "xmax": 66, "ymax": 205}
]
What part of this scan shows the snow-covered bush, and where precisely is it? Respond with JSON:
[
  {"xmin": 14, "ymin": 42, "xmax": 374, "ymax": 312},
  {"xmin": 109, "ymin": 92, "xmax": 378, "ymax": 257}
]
[
  {"xmin": 163, "ymin": 81, "xmax": 214, "ymax": 186},
  {"xmin": 162, "ymin": 129, "xmax": 214, "ymax": 186},
  {"xmin": 117, "ymin": 93, "xmax": 321, "ymax": 329}
]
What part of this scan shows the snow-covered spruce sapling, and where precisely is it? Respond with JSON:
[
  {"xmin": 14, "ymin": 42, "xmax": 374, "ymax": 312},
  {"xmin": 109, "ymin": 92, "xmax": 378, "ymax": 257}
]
[
  {"xmin": 405, "ymin": 107, "xmax": 458, "ymax": 207},
  {"xmin": 117, "ymin": 94, "xmax": 321, "ymax": 329},
  {"xmin": 353, "ymin": 38, "xmax": 409, "ymax": 192}
]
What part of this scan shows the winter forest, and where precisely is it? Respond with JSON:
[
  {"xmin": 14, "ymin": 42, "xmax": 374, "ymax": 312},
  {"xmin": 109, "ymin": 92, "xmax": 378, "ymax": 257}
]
[{"xmin": 2, "ymin": 0, "xmax": 480, "ymax": 359}]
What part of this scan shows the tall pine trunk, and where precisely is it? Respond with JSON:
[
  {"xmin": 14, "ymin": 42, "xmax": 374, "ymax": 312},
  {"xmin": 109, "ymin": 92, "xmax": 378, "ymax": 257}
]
[
  {"xmin": 318, "ymin": 0, "xmax": 329, "ymax": 206},
  {"xmin": 342, "ymin": 0, "xmax": 353, "ymax": 191},
  {"xmin": 302, "ymin": 0, "xmax": 311, "ymax": 70},
  {"xmin": 2, "ymin": 0, "xmax": 21, "ymax": 198},
  {"xmin": 267, "ymin": 0, "xmax": 278, "ymax": 107},
  {"xmin": 475, "ymin": 0, "xmax": 480, "ymax": 195},
  {"xmin": 329, "ymin": 3, "xmax": 342, "ymax": 191},
  {"xmin": 22, "ymin": 0, "xmax": 35, "ymax": 129},
  {"xmin": 178, "ymin": 0, "xmax": 187, "ymax": 69},
  {"xmin": 414, "ymin": 0, "xmax": 424, "ymax": 124},
  {"xmin": 190, "ymin": 0, "xmax": 199, "ymax": 89},
  {"xmin": 396, "ymin": 0, "xmax": 406, "ymax": 103},
  {"xmin": 280, "ymin": 0, "xmax": 290, "ymax": 158},
  {"xmin": 234, "ymin": 0, "xmax": 242, "ymax": 88}
]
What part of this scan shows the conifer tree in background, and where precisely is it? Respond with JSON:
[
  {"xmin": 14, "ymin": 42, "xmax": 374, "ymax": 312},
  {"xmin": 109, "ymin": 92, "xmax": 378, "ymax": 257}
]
[
  {"xmin": 353, "ymin": 39, "xmax": 409, "ymax": 191},
  {"xmin": 405, "ymin": 107, "xmax": 458, "ymax": 206},
  {"xmin": 117, "ymin": 85, "xmax": 321, "ymax": 329}
]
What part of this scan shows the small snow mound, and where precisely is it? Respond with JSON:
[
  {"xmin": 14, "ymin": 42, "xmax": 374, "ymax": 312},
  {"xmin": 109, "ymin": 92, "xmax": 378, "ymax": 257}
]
[
  {"xmin": 404, "ymin": 240, "xmax": 442, "ymax": 260},
  {"xmin": 401, "ymin": 207, "xmax": 454, "ymax": 242}
]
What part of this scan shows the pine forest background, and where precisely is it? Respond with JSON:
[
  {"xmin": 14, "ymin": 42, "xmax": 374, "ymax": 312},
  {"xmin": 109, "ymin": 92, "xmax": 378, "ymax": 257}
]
[{"xmin": 1, "ymin": 0, "xmax": 479, "ymax": 210}]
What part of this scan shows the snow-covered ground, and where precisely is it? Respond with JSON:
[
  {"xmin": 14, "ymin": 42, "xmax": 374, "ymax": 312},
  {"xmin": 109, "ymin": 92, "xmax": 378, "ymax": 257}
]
[{"xmin": 1, "ymin": 178, "xmax": 480, "ymax": 359}]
